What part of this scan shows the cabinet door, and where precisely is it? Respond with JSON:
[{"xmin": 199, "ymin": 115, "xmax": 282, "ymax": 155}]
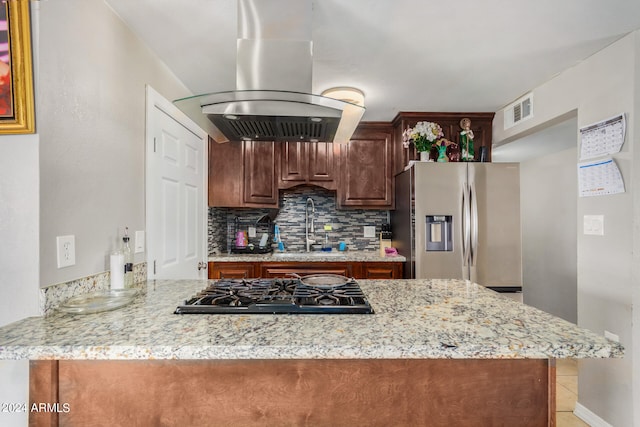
[
  {"xmin": 280, "ymin": 141, "xmax": 307, "ymax": 186},
  {"xmin": 279, "ymin": 141, "xmax": 336, "ymax": 190},
  {"xmin": 208, "ymin": 262, "xmax": 256, "ymax": 279},
  {"xmin": 260, "ymin": 262, "xmax": 354, "ymax": 278},
  {"xmin": 360, "ymin": 262, "xmax": 403, "ymax": 279},
  {"xmin": 208, "ymin": 138, "xmax": 243, "ymax": 207},
  {"xmin": 308, "ymin": 142, "xmax": 336, "ymax": 186},
  {"xmin": 243, "ymin": 141, "xmax": 278, "ymax": 207},
  {"xmin": 338, "ymin": 125, "xmax": 394, "ymax": 209}
]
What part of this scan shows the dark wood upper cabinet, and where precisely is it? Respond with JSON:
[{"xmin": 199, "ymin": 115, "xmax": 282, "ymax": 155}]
[
  {"xmin": 209, "ymin": 113, "xmax": 493, "ymax": 209},
  {"xmin": 208, "ymin": 138, "xmax": 243, "ymax": 207},
  {"xmin": 279, "ymin": 141, "xmax": 337, "ymax": 190},
  {"xmin": 208, "ymin": 139, "xmax": 278, "ymax": 208},
  {"xmin": 391, "ymin": 112, "xmax": 495, "ymax": 176},
  {"xmin": 337, "ymin": 123, "xmax": 394, "ymax": 209},
  {"xmin": 243, "ymin": 140, "xmax": 279, "ymax": 207}
]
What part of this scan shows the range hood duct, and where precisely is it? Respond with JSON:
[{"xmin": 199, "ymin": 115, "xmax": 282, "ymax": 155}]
[{"xmin": 174, "ymin": 0, "xmax": 365, "ymax": 144}]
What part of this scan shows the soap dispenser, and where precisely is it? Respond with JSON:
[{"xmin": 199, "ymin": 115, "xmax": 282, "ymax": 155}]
[
  {"xmin": 122, "ymin": 227, "xmax": 133, "ymax": 288},
  {"xmin": 322, "ymin": 224, "xmax": 332, "ymax": 252}
]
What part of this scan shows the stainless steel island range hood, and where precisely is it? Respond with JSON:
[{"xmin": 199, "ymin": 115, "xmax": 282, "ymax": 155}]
[{"xmin": 174, "ymin": 0, "xmax": 365, "ymax": 144}]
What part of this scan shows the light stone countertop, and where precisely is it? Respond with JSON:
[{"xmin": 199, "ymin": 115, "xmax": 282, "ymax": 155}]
[
  {"xmin": 209, "ymin": 251, "xmax": 406, "ymax": 263},
  {"xmin": 0, "ymin": 279, "xmax": 623, "ymax": 360}
]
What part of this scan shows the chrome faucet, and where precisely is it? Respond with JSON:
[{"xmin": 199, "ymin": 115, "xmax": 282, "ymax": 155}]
[{"xmin": 305, "ymin": 197, "xmax": 316, "ymax": 252}]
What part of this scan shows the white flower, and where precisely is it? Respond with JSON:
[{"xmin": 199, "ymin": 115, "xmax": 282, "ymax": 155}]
[{"xmin": 402, "ymin": 121, "xmax": 444, "ymax": 152}]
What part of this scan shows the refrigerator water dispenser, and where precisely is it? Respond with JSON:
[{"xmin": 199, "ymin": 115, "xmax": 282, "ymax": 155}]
[{"xmin": 426, "ymin": 215, "xmax": 453, "ymax": 251}]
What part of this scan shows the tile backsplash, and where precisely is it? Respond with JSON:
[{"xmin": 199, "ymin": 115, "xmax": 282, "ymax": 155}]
[{"xmin": 209, "ymin": 186, "xmax": 389, "ymax": 254}]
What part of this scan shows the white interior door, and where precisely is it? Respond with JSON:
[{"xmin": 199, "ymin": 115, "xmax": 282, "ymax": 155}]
[{"xmin": 146, "ymin": 86, "xmax": 208, "ymax": 280}]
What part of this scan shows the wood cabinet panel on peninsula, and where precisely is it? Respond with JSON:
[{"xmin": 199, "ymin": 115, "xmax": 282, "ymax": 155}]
[
  {"xmin": 337, "ymin": 123, "xmax": 394, "ymax": 209},
  {"xmin": 30, "ymin": 359, "xmax": 553, "ymax": 426}
]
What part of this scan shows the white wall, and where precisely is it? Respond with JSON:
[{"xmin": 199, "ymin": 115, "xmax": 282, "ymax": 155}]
[
  {"xmin": 1, "ymin": 1, "xmax": 193, "ymax": 425},
  {"xmin": 0, "ymin": 136, "xmax": 39, "ymax": 427},
  {"xmin": 494, "ymin": 32, "xmax": 639, "ymax": 426},
  {"xmin": 520, "ymin": 146, "xmax": 577, "ymax": 323},
  {"xmin": 38, "ymin": 0, "xmax": 191, "ymax": 287},
  {"xmin": 0, "ymin": 136, "xmax": 39, "ymax": 324}
]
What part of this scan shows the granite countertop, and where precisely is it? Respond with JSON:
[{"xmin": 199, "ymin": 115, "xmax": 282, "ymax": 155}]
[
  {"xmin": 0, "ymin": 279, "xmax": 623, "ymax": 361},
  {"xmin": 209, "ymin": 251, "xmax": 406, "ymax": 263}
]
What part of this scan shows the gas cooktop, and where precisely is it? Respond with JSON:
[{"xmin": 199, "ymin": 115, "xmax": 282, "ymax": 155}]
[{"xmin": 175, "ymin": 277, "xmax": 374, "ymax": 314}]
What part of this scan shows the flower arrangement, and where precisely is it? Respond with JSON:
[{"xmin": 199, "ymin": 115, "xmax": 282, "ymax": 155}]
[{"xmin": 402, "ymin": 121, "xmax": 444, "ymax": 152}]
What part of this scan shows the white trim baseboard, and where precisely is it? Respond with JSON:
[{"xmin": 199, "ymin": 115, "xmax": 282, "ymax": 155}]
[{"xmin": 574, "ymin": 402, "xmax": 613, "ymax": 427}]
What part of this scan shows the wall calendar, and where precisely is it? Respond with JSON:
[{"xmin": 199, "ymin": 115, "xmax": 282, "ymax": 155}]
[
  {"xmin": 579, "ymin": 113, "xmax": 625, "ymax": 160},
  {"xmin": 578, "ymin": 158, "xmax": 625, "ymax": 197}
]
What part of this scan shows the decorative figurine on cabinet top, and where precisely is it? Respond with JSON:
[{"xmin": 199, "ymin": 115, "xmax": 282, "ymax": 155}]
[
  {"xmin": 459, "ymin": 118, "xmax": 474, "ymax": 162},
  {"xmin": 435, "ymin": 139, "xmax": 458, "ymax": 162}
]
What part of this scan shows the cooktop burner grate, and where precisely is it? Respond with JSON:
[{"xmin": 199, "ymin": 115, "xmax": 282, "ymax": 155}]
[{"xmin": 175, "ymin": 278, "xmax": 373, "ymax": 314}]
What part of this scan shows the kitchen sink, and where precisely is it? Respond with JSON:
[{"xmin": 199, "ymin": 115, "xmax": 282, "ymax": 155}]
[{"xmin": 272, "ymin": 252, "xmax": 346, "ymax": 258}]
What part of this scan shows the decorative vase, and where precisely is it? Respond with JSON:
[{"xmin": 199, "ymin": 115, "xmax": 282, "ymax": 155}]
[
  {"xmin": 419, "ymin": 151, "xmax": 430, "ymax": 162},
  {"xmin": 436, "ymin": 145, "xmax": 448, "ymax": 162}
]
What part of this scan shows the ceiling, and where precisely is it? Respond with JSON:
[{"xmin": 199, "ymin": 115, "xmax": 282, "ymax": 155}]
[{"xmin": 105, "ymin": 0, "xmax": 640, "ymax": 123}]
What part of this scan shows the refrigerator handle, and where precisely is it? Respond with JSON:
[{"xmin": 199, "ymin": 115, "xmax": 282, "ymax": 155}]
[
  {"xmin": 470, "ymin": 182, "xmax": 479, "ymax": 266},
  {"xmin": 462, "ymin": 183, "xmax": 471, "ymax": 266}
]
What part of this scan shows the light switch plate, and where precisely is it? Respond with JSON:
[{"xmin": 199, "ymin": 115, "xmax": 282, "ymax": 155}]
[
  {"xmin": 134, "ymin": 230, "xmax": 145, "ymax": 253},
  {"xmin": 363, "ymin": 226, "xmax": 376, "ymax": 238},
  {"xmin": 583, "ymin": 215, "xmax": 604, "ymax": 235}
]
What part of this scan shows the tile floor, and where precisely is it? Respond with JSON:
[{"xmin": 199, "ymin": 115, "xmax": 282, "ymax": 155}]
[{"xmin": 556, "ymin": 358, "xmax": 589, "ymax": 427}]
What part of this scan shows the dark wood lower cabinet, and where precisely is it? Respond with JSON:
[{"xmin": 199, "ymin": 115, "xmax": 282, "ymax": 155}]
[
  {"xmin": 208, "ymin": 261, "xmax": 403, "ymax": 280},
  {"xmin": 30, "ymin": 359, "xmax": 555, "ymax": 426}
]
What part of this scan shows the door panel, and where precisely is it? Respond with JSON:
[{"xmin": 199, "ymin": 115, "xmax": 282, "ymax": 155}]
[
  {"xmin": 146, "ymin": 86, "xmax": 208, "ymax": 280},
  {"xmin": 161, "ymin": 177, "xmax": 179, "ymax": 267}
]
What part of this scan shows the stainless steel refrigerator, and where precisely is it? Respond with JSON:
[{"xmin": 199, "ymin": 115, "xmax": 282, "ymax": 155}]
[{"xmin": 391, "ymin": 162, "xmax": 522, "ymax": 290}]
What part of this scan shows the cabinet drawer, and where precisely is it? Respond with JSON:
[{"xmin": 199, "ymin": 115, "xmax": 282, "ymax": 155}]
[
  {"xmin": 360, "ymin": 262, "xmax": 403, "ymax": 279},
  {"xmin": 260, "ymin": 263, "xmax": 354, "ymax": 278},
  {"xmin": 208, "ymin": 262, "xmax": 256, "ymax": 279}
]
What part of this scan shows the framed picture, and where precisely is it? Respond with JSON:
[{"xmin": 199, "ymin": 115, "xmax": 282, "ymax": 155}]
[{"xmin": 0, "ymin": 0, "xmax": 34, "ymax": 134}]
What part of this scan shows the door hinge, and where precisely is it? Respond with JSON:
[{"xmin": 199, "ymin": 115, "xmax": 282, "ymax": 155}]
[
  {"xmin": 153, "ymin": 260, "xmax": 156, "ymax": 275},
  {"xmin": 153, "ymin": 137, "xmax": 157, "ymax": 153}
]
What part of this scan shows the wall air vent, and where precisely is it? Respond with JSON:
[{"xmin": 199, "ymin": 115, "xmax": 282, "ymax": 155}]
[{"xmin": 504, "ymin": 93, "xmax": 534, "ymax": 130}]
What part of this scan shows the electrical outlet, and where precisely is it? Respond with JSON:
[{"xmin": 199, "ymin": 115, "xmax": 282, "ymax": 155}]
[
  {"xmin": 604, "ymin": 330, "xmax": 619, "ymax": 342},
  {"xmin": 56, "ymin": 235, "xmax": 76, "ymax": 268},
  {"xmin": 135, "ymin": 230, "xmax": 145, "ymax": 253},
  {"xmin": 363, "ymin": 226, "xmax": 376, "ymax": 238}
]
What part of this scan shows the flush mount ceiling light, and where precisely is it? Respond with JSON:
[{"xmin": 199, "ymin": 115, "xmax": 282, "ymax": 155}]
[{"xmin": 321, "ymin": 87, "xmax": 365, "ymax": 144}]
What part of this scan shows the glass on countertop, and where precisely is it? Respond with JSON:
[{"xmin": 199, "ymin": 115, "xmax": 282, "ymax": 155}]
[{"xmin": 57, "ymin": 289, "xmax": 138, "ymax": 314}]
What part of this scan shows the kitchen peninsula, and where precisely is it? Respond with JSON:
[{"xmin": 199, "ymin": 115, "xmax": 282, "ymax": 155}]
[{"xmin": 0, "ymin": 279, "xmax": 623, "ymax": 426}]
